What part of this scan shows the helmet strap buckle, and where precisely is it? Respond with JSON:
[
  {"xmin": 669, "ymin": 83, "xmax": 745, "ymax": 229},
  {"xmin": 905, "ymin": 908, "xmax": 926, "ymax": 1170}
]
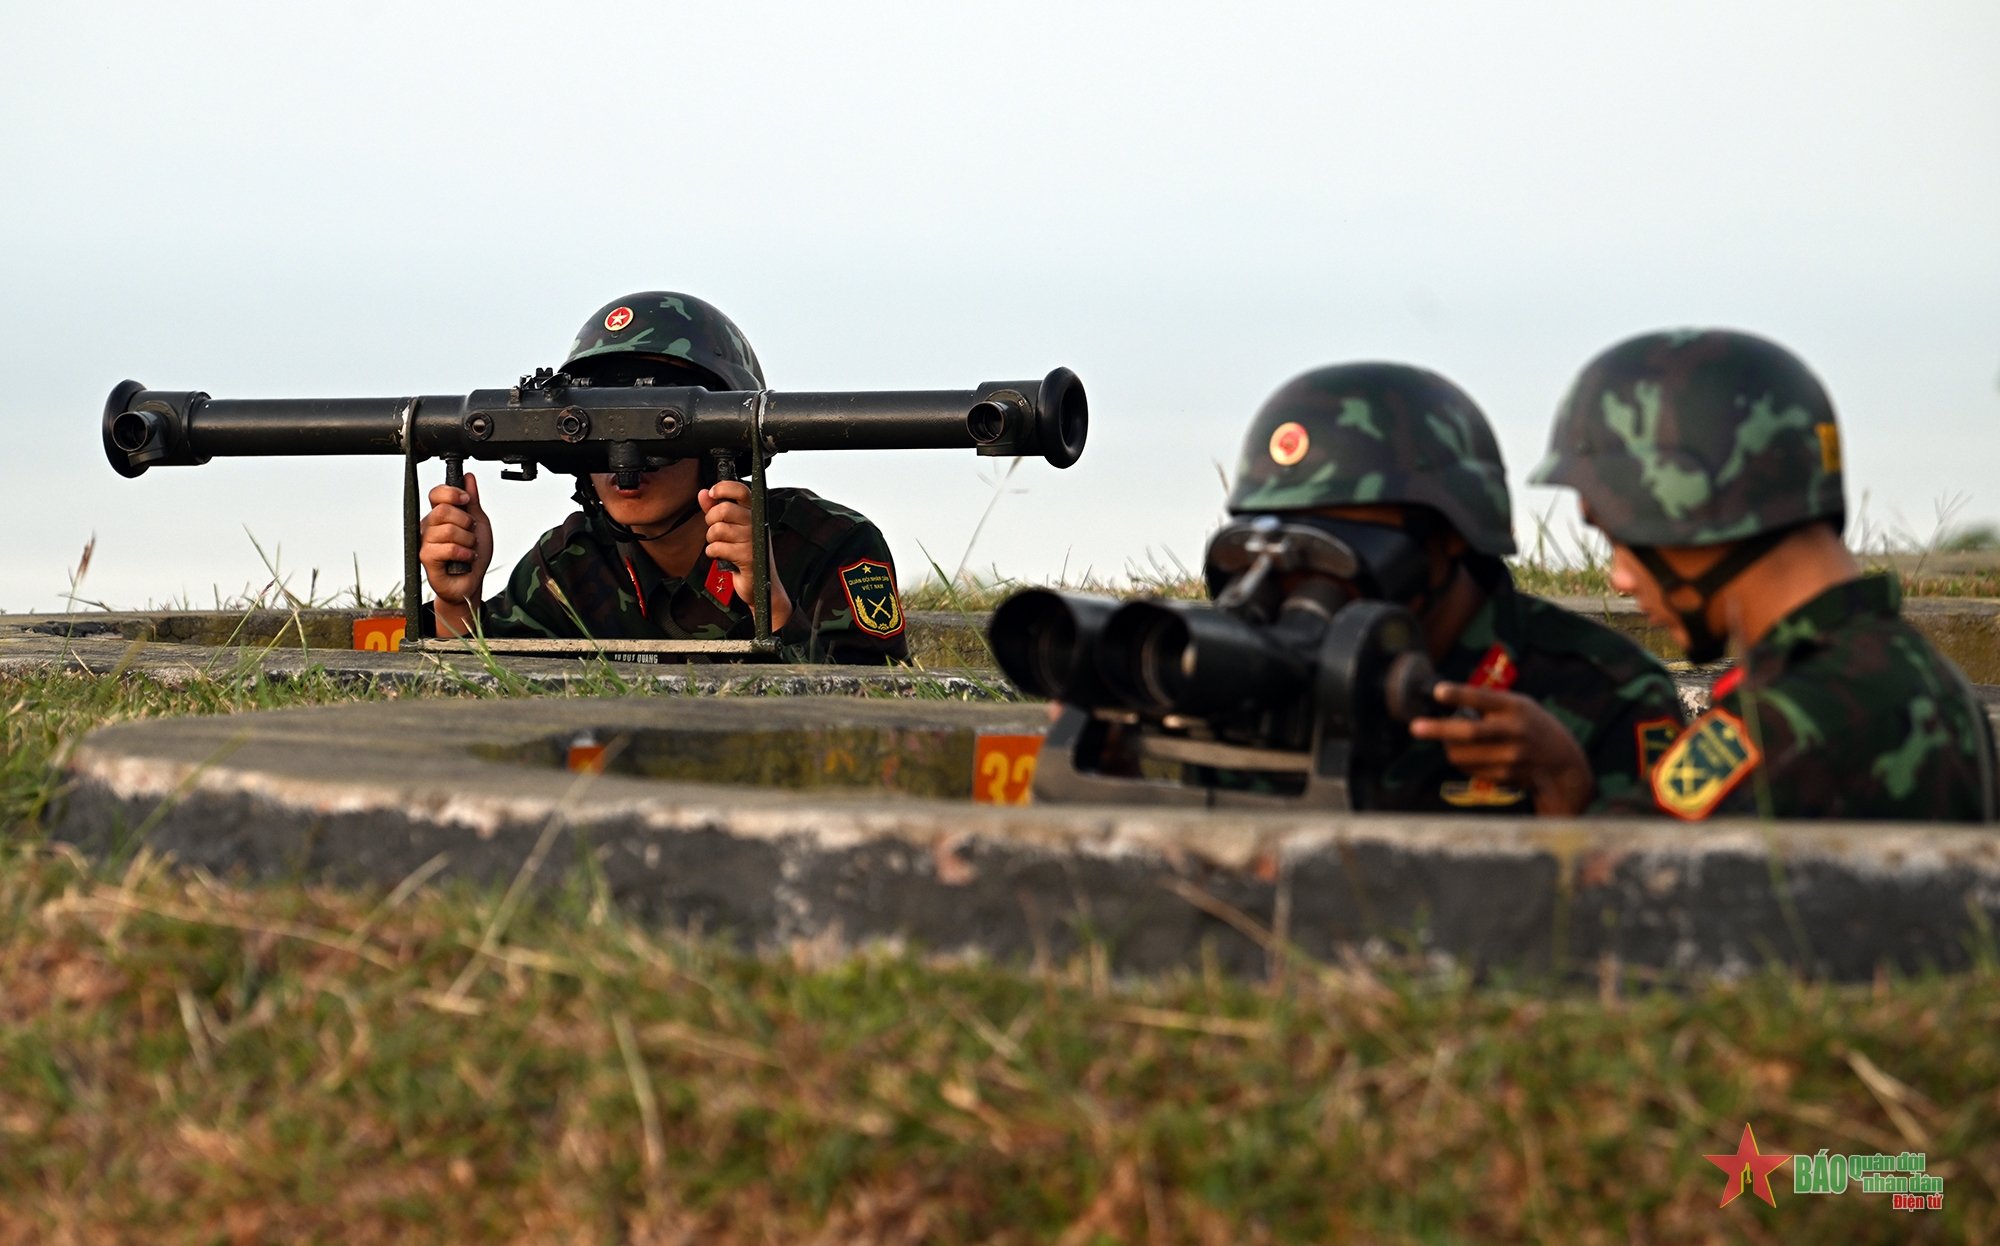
[{"xmin": 1632, "ymin": 529, "xmax": 1789, "ymax": 663}]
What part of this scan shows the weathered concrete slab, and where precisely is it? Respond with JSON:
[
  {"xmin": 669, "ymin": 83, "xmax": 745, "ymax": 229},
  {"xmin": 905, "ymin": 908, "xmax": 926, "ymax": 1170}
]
[
  {"xmin": 12, "ymin": 592, "xmax": 2000, "ymax": 680},
  {"xmin": 0, "ymin": 607, "xmax": 366, "ymax": 648},
  {"xmin": 0, "ymin": 609, "xmax": 991, "ymax": 672},
  {"xmin": 1544, "ymin": 594, "xmax": 2000, "ymax": 685},
  {"xmin": 0, "ymin": 620, "xmax": 1007, "ymax": 698},
  {"xmin": 55, "ymin": 695, "xmax": 2000, "ymax": 981},
  {"xmin": 0, "ymin": 610, "xmax": 1709, "ymax": 708}
]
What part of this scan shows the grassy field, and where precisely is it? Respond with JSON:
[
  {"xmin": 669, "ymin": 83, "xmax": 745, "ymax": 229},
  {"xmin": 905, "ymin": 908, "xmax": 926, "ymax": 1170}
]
[
  {"xmin": 898, "ymin": 566, "xmax": 1627, "ymax": 611},
  {"xmin": 71, "ymin": 530, "xmax": 1997, "ymax": 619},
  {"xmin": 2, "ymin": 667, "xmax": 1997, "ymax": 1242},
  {"xmin": 898, "ymin": 552, "xmax": 2000, "ymax": 613}
]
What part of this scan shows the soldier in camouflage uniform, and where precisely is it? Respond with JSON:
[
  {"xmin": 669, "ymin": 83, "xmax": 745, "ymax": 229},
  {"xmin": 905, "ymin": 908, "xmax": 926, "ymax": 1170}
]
[
  {"xmin": 419, "ymin": 292, "xmax": 908, "ymax": 663},
  {"xmin": 1227, "ymin": 363, "xmax": 1684, "ymax": 814},
  {"xmin": 1531, "ymin": 328, "xmax": 1994, "ymax": 820}
]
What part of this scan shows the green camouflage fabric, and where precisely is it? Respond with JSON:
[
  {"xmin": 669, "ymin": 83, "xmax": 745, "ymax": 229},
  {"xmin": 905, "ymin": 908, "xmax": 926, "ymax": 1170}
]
[
  {"xmin": 563, "ymin": 292, "xmax": 765, "ymax": 391},
  {"xmin": 1605, "ymin": 575, "xmax": 1996, "ymax": 821},
  {"xmin": 448, "ymin": 488, "xmax": 908, "ymax": 664},
  {"xmin": 1530, "ymin": 329, "xmax": 1845, "ymax": 547},
  {"xmin": 1226, "ymin": 363, "xmax": 1516, "ymax": 556},
  {"xmin": 1366, "ymin": 565, "xmax": 1685, "ymax": 813}
]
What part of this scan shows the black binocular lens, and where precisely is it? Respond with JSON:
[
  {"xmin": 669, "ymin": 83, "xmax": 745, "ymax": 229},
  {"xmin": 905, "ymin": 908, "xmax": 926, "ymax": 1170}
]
[
  {"xmin": 988, "ymin": 590, "xmax": 1120, "ymax": 703},
  {"xmin": 1100, "ymin": 600, "xmax": 1309, "ymax": 719}
]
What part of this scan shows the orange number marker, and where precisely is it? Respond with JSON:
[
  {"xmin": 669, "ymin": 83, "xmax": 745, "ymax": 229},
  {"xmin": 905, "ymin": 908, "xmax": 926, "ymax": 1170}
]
[
  {"xmin": 352, "ymin": 617, "xmax": 406, "ymax": 652},
  {"xmin": 972, "ymin": 733, "xmax": 1043, "ymax": 804}
]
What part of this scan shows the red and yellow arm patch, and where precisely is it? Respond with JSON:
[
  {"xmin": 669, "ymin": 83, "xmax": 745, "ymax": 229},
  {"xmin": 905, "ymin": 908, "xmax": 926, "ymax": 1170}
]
[
  {"xmin": 1650, "ymin": 709, "xmax": 1762, "ymax": 820},
  {"xmin": 838, "ymin": 558, "xmax": 905, "ymax": 639},
  {"xmin": 1438, "ymin": 645, "xmax": 1525, "ymax": 808},
  {"xmin": 1468, "ymin": 643, "xmax": 1517, "ymax": 692},
  {"xmin": 1634, "ymin": 717, "xmax": 1680, "ymax": 779}
]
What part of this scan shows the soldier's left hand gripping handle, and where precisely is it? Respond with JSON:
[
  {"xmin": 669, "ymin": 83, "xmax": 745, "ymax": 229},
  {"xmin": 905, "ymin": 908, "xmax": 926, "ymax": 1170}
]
[
  {"xmin": 101, "ymin": 368, "xmax": 1089, "ymax": 475},
  {"xmin": 440, "ymin": 455, "xmax": 469, "ymax": 576}
]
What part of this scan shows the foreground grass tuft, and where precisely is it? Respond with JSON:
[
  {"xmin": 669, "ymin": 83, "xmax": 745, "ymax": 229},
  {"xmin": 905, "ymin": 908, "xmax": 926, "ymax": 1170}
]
[
  {"xmin": 0, "ymin": 667, "xmax": 407, "ymax": 835},
  {"xmin": 1, "ymin": 836, "xmax": 1995, "ymax": 1244}
]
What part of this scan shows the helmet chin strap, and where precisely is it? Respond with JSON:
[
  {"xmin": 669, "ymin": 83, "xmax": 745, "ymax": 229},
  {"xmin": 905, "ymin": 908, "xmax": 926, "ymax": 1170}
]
[
  {"xmin": 1402, "ymin": 552, "xmax": 1456, "ymax": 620},
  {"xmin": 1402, "ymin": 524, "xmax": 1490, "ymax": 624},
  {"xmin": 572, "ymin": 477, "xmax": 704, "ymax": 546},
  {"xmin": 1631, "ymin": 530, "xmax": 1789, "ymax": 664}
]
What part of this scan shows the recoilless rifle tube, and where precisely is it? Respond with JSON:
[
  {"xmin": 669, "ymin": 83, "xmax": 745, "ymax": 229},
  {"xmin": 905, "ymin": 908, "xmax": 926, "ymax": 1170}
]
[
  {"xmin": 102, "ymin": 369, "xmax": 1089, "ymax": 477},
  {"xmin": 104, "ymin": 366, "xmax": 1088, "ymax": 658}
]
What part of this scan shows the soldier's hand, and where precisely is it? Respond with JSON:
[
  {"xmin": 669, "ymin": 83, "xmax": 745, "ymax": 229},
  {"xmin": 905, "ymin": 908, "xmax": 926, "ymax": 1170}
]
[
  {"xmin": 420, "ymin": 472, "xmax": 493, "ymax": 630},
  {"xmin": 699, "ymin": 480, "xmax": 793, "ymax": 631},
  {"xmin": 1409, "ymin": 683, "xmax": 1596, "ymax": 816}
]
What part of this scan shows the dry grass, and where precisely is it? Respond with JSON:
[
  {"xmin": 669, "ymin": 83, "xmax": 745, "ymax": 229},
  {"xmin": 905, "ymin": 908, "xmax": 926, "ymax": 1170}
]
[
  {"xmin": 905, "ymin": 554, "xmax": 2000, "ymax": 615},
  {"xmin": 2, "ymin": 836, "xmax": 1997, "ymax": 1244}
]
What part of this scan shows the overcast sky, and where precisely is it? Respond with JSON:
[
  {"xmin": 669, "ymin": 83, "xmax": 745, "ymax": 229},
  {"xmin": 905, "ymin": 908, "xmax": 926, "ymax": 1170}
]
[{"xmin": 3, "ymin": 1, "xmax": 1995, "ymax": 612}]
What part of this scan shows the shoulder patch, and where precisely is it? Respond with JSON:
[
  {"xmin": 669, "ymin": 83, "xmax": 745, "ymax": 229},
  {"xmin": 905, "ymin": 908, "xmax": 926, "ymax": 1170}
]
[
  {"xmin": 1711, "ymin": 666, "xmax": 1745, "ymax": 701},
  {"xmin": 1440, "ymin": 779, "xmax": 1526, "ymax": 809},
  {"xmin": 1635, "ymin": 717, "xmax": 1680, "ymax": 777},
  {"xmin": 1651, "ymin": 710, "xmax": 1762, "ymax": 820},
  {"xmin": 1469, "ymin": 643, "xmax": 1518, "ymax": 691},
  {"xmin": 838, "ymin": 558, "xmax": 904, "ymax": 638},
  {"xmin": 703, "ymin": 558, "xmax": 734, "ymax": 608}
]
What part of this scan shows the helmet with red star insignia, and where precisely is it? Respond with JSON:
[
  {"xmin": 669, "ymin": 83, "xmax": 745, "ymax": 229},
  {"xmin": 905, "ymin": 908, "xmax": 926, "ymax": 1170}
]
[
  {"xmin": 1226, "ymin": 362, "xmax": 1516, "ymax": 557},
  {"xmin": 562, "ymin": 292, "xmax": 765, "ymax": 391}
]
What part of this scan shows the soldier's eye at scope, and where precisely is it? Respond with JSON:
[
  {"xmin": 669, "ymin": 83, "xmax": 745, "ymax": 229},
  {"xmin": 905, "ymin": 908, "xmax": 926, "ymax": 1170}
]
[
  {"xmin": 593, "ymin": 457, "xmax": 688, "ymax": 478},
  {"xmin": 1203, "ymin": 514, "xmax": 1427, "ymax": 607},
  {"xmin": 569, "ymin": 359, "xmax": 722, "ymax": 390}
]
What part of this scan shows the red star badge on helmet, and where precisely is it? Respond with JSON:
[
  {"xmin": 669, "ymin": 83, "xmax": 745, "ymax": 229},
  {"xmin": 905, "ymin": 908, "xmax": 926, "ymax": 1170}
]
[
  {"xmin": 1268, "ymin": 421, "xmax": 1310, "ymax": 466},
  {"xmin": 1704, "ymin": 1123, "xmax": 1790, "ymax": 1208},
  {"xmin": 604, "ymin": 306, "xmax": 634, "ymax": 332}
]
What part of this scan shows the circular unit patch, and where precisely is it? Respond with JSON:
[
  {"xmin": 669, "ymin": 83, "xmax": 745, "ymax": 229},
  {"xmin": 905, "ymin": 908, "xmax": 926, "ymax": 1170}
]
[
  {"xmin": 604, "ymin": 306, "xmax": 635, "ymax": 332},
  {"xmin": 1268, "ymin": 421, "xmax": 1310, "ymax": 467}
]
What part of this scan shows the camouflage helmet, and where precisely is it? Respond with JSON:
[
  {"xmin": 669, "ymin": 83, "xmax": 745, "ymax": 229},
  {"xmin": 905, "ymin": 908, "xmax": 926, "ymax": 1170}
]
[
  {"xmin": 1530, "ymin": 329, "xmax": 1844, "ymax": 547},
  {"xmin": 562, "ymin": 291, "xmax": 765, "ymax": 391},
  {"xmin": 1225, "ymin": 363, "xmax": 1516, "ymax": 557}
]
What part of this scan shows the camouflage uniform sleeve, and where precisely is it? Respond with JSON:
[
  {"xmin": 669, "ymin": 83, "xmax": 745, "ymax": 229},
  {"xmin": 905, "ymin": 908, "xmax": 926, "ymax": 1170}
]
[
  {"xmin": 777, "ymin": 521, "xmax": 909, "ymax": 665},
  {"xmin": 1638, "ymin": 623, "xmax": 1998, "ymax": 822},
  {"xmin": 1678, "ymin": 666, "xmax": 1991, "ymax": 822},
  {"xmin": 1638, "ymin": 686, "xmax": 1808, "ymax": 820},
  {"xmin": 473, "ymin": 518, "xmax": 602, "ymax": 640},
  {"xmin": 1510, "ymin": 600, "xmax": 1685, "ymax": 815},
  {"xmin": 1581, "ymin": 666, "xmax": 1686, "ymax": 813},
  {"xmin": 469, "ymin": 551, "xmax": 570, "ymax": 638},
  {"xmin": 420, "ymin": 546, "xmax": 572, "ymax": 640}
]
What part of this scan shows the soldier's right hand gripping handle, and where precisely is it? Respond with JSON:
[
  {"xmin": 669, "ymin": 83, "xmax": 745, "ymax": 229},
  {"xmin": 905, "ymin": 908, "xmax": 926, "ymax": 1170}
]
[{"xmin": 710, "ymin": 450, "xmax": 741, "ymax": 574}]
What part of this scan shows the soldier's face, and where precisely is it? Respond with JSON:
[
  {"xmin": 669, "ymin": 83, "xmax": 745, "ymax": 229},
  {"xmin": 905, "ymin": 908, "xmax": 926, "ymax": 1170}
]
[
  {"xmin": 1309, "ymin": 504, "xmax": 1465, "ymax": 596},
  {"xmin": 1604, "ymin": 538, "xmax": 1727, "ymax": 648},
  {"xmin": 591, "ymin": 459, "xmax": 702, "ymax": 529},
  {"xmin": 1606, "ymin": 540, "xmax": 1660, "ymax": 608},
  {"xmin": 1318, "ymin": 504, "xmax": 1409, "ymax": 529}
]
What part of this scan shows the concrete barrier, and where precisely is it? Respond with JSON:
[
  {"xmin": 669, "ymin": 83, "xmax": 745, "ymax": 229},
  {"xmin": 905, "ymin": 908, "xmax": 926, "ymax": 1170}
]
[
  {"xmin": 55, "ymin": 695, "xmax": 2000, "ymax": 982},
  {"xmin": 0, "ymin": 613, "xmax": 1007, "ymax": 697},
  {"xmin": 0, "ymin": 608, "xmax": 994, "ymax": 668}
]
